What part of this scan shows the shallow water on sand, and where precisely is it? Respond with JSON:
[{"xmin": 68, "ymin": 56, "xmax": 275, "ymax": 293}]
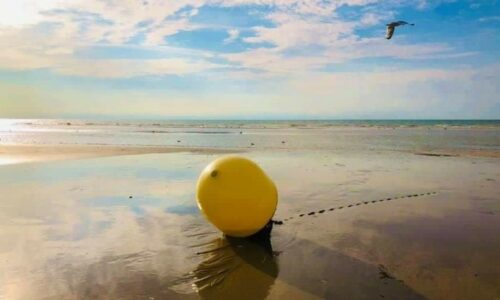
[{"xmin": 0, "ymin": 149, "xmax": 498, "ymax": 299}]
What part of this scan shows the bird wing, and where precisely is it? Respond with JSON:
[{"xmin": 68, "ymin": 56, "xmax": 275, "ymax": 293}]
[{"xmin": 386, "ymin": 26, "xmax": 395, "ymax": 39}]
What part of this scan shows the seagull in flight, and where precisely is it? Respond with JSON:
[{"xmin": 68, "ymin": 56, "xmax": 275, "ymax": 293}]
[{"xmin": 386, "ymin": 21, "xmax": 415, "ymax": 39}]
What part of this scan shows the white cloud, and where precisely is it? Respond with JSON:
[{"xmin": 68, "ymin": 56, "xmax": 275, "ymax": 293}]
[
  {"xmin": 55, "ymin": 58, "xmax": 216, "ymax": 78},
  {"xmin": 0, "ymin": 0, "xmax": 483, "ymax": 79},
  {"xmin": 224, "ymin": 29, "xmax": 240, "ymax": 44},
  {"xmin": 0, "ymin": 23, "xmax": 216, "ymax": 77},
  {"xmin": 0, "ymin": 36, "xmax": 215, "ymax": 77},
  {"xmin": 0, "ymin": 0, "xmax": 66, "ymax": 27},
  {"xmin": 281, "ymin": 65, "xmax": 499, "ymax": 118},
  {"xmin": 144, "ymin": 19, "xmax": 200, "ymax": 46},
  {"xmin": 1, "ymin": 0, "xmax": 496, "ymax": 119},
  {"xmin": 244, "ymin": 12, "xmax": 356, "ymax": 49},
  {"xmin": 360, "ymin": 10, "xmax": 394, "ymax": 26},
  {"xmin": 479, "ymin": 16, "xmax": 500, "ymax": 22},
  {"xmin": 3, "ymin": 65, "xmax": 498, "ymax": 118},
  {"xmin": 224, "ymin": 38, "xmax": 460, "ymax": 74},
  {"xmin": 291, "ymin": 68, "xmax": 474, "ymax": 95}
]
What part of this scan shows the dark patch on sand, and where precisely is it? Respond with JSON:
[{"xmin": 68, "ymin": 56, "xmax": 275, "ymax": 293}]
[
  {"xmin": 415, "ymin": 152, "xmax": 457, "ymax": 157},
  {"xmin": 378, "ymin": 265, "xmax": 396, "ymax": 280}
]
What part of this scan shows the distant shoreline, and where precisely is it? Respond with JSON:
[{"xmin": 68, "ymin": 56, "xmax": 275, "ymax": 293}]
[
  {"xmin": 1, "ymin": 120, "xmax": 498, "ymax": 165},
  {"xmin": 1, "ymin": 118, "xmax": 499, "ymax": 130}
]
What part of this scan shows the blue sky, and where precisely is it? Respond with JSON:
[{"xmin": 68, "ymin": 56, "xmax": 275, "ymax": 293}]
[{"xmin": 0, "ymin": 0, "xmax": 498, "ymax": 119}]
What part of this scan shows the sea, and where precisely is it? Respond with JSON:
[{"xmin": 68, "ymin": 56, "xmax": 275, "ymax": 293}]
[{"xmin": 0, "ymin": 118, "xmax": 499, "ymax": 153}]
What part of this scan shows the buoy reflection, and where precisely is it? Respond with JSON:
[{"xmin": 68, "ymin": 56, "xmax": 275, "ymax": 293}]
[{"xmin": 189, "ymin": 223, "xmax": 279, "ymax": 300}]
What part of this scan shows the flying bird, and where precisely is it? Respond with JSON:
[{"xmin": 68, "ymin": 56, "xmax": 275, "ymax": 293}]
[{"xmin": 385, "ymin": 21, "xmax": 415, "ymax": 39}]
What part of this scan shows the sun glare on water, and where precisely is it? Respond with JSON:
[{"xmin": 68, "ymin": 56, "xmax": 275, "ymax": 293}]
[
  {"xmin": 0, "ymin": 119, "xmax": 20, "ymax": 132},
  {"xmin": 0, "ymin": 157, "xmax": 28, "ymax": 166}
]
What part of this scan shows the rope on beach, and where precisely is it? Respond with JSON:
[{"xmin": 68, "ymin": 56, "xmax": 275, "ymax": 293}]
[{"xmin": 272, "ymin": 192, "xmax": 438, "ymax": 225}]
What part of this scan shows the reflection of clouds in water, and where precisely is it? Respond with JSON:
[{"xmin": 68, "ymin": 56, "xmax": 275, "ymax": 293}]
[
  {"xmin": 0, "ymin": 205, "xmax": 202, "ymax": 299},
  {"xmin": 3, "ymin": 248, "xmax": 197, "ymax": 300},
  {"xmin": 0, "ymin": 155, "xmax": 32, "ymax": 165},
  {"xmin": 0, "ymin": 153, "xmax": 202, "ymax": 184},
  {"xmin": 88, "ymin": 195, "xmax": 164, "ymax": 207},
  {"xmin": 0, "ymin": 153, "xmax": 208, "ymax": 298},
  {"xmin": 166, "ymin": 204, "xmax": 200, "ymax": 216},
  {"xmin": 0, "ymin": 178, "xmax": 195, "ymax": 221}
]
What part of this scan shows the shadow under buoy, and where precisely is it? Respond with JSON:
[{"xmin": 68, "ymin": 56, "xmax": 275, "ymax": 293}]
[{"xmin": 175, "ymin": 216, "xmax": 427, "ymax": 300}]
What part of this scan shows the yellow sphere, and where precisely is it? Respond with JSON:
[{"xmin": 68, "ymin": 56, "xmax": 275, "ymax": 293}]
[{"xmin": 196, "ymin": 156, "xmax": 278, "ymax": 237}]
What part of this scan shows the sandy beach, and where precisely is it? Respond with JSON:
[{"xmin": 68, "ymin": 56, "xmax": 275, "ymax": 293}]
[{"xmin": 0, "ymin": 121, "xmax": 499, "ymax": 299}]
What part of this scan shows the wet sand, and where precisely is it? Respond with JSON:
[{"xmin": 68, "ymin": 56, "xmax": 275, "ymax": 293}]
[
  {"xmin": 0, "ymin": 127, "xmax": 499, "ymax": 299},
  {"xmin": 0, "ymin": 144, "xmax": 243, "ymax": 165}
]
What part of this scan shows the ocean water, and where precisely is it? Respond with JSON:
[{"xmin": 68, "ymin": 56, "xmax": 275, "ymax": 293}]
[
  {"xmin": 1, "ymin": 118, "xmax": 499, "ymax": 130},
  {"xmin": 0, "ymin": 119, "xmax": 499, "ymax": 153}
]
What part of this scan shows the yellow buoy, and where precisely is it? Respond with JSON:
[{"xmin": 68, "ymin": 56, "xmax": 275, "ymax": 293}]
[{"xmin": 196, "ymin": 156, "xmax": 278, "ymax": 237}]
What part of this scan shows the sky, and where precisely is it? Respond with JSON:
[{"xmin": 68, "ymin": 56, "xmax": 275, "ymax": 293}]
[{"xmin": 0, "ymin": 0, "xmax": 499, "ymax": 120}]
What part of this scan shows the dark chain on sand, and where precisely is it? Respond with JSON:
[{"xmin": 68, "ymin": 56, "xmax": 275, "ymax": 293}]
[{"xmin": 272, "ymin": 192, "xmax": 438, "ymax": 225}]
